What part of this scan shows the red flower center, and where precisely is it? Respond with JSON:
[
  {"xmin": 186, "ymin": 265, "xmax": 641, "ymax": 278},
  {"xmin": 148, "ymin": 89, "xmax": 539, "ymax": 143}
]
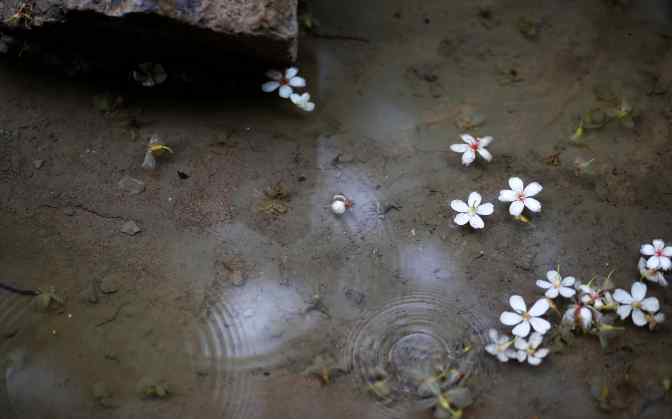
[
  {"xmin": 517, "ymin": 192, "xmax": 526, "ymax": 201},
  {"xmin": 655, "ymin": 249, "xmax": 663, "ymax": 257},
  {"xmin": 469, "ymin": 141, "xmax": 479, "ymax": 151},
  {"xmin": 280, "ymin": 79, "xmax": 288, "ymax": 85}
]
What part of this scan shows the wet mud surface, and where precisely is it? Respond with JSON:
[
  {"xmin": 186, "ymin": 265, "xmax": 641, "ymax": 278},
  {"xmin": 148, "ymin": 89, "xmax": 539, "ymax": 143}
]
[{"xmin": 1, "ymin": 0, "xmax": 672, "ymax": 418}]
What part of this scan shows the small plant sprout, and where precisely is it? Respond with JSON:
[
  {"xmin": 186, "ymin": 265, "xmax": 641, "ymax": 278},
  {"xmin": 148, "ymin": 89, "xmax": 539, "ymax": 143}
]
[
  {"xmin": 290, "ymin": 93, "xmax": 316, "ymax": 112},
  {"xmin": 331, "ymin": 194, "xmax": 352, "ymax": 215},
  {"xmin": 562, "ymin": 303, "xmax": 593, "ymax": 331},
  {"xmin": 484, "ymin": 329, "xmax": 516, "ymax": 362},
  {"xmin": 640, "ymin": 239, "xmax": 672, "ymax": 271},
  {"xmin": 638, "ymin": 257, "xmax": 668, "ymax": 286},
  {"xmin": 262, "ymin": 67, "xmax": 306, "ymax": 98},
  {"xmin": 570, "ymin": 118, "xmax": 584, "ymax": 142},
  {"xmin": 449, "ymin": 134, "xmax": 493, "ymax": 166},
  {"xmin": 498, "ymin": 177, "xmax": 542, "ymax": 217},
  {"xmin": 432, "ymin": 387, "xmax": 473, "ymax": 419},
  {"xmin": 514, "ymin": 333, "xmax": 550, "ymax": 366},
  {"xmin": 613, "ymin": 282, "xmax": 660, "ymax": 327},
  {"xmin": 500, "ymin": 295, "xmax": 551, "ymax": 337},
  {"xmin": 450, "ymin": 192, "xmax": 494, "ymax": 229},
  {"xmin": 142, "ymin": 135, "xmax": 173, "ymax": 170},
  {"xmin": 536, "ymin": 270, "xmax": 576, "ymax": 299},
  {"xmin": 132, "ymin": 63, "xmax": 167, "ymax": 87}
]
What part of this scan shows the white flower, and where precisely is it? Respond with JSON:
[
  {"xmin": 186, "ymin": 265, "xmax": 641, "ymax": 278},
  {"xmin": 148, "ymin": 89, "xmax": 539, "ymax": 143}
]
[
  {"xmin": 613, "ymin": 282, "xmax": 660, "ymax": 327},
  {"xmin": 450, "ymin": 192, "xmax": 494, "ymax": 229},
  {"xmin": 500, "ymin": 295, "xmax": 551, "ymax": 337},
  {"xmin": 579, "ymin": 286, "xmax": 614, "ymax": 310},
  {"xmin": 449, "ymin": 134, "xmax": 493, "ymax": 166},
  {"xmin": 484, "ymin": 329, "xmax": 516, "ymax": 362},
  {"xmin": 638, "ymin": 257, "xmax": 668, "ymax": 286},
  {"xmin": 536, "ymin": 270, "xmax": 576, "ymax": 299},
  {"xmin": 562, "ymin": 304, "xmax": 593, "ymax": 330},
  {"xmin": 290, "ymin": 92, "xmax": 316, "ymax": 112},
  {"xmin": 641, "ymin": 240, "xmax": 672, "ymax": 271},
  {"xmin": 514, "ymin": 333, "xmax": 550, "ymax": 366},
  {"xmin": 498, "ymin": 177, "xmax": 542, "ymax": 216},
  {"xmin": 262, "ymin": 67, "xmax": 306, "ymax": 98}
]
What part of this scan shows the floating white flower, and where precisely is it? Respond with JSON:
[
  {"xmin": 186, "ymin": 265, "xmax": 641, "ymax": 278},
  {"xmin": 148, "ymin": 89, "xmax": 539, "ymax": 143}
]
[
  {"xmin": 613, "ymin": 282, "xmax": 660, "ymax": 327},
  {"xmin": 562, "ymin": 303, "xmax": 593, "ymax": 331},
  {"xmin": 640, "ymin": 240, "xmax": 672, "ymax": 271},
  {"xmin": 514, "ymin": 333, "xmax": 550, "ymax": 366},
  {"xmin": 579, "ymin": 285, "xmax": 614, "ymax": 310},
  {"xmin": 449, "ymin": 134, "xmax": 493, "ymax": 166},
  {"xmin": 290, "ymin": 92, "xmax": 316, "ymax": 112},
  {"xmin": 500, "ymin": 295, "xmax": 551, "ymax": 337},
  {"xmin": 484, "ymin": 329, "xmax": 516, "ymax": 363},
  {"xmin": 536, "ymin": 270, "xmax": 576, "ymax": 299},
  {"xmin": 450, "ymin": 192, "xmax": 493, "ymax": 229},
  {"xmin": 498, "ymin": 177, "xmax": 542, "ymax": 216},
  {"xmin": 262, "ymin": 67, "xmax": 306, "ymax": 98},
  {"xmin": 638, "ymin": 257, "xmax": 668, "ymax": 286}
]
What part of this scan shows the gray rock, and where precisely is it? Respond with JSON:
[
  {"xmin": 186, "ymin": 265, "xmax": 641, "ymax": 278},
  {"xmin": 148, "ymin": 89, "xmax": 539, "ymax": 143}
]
[
  {"xmin": 120, "ymin": 220, "xmax": 141, "ymax": 236},
  {"xmin": 118, "ymin": 176, "xmax": 145, "ymax": 195}
]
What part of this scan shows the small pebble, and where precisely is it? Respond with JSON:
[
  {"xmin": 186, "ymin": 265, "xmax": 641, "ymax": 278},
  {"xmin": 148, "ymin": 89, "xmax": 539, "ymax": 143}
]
[
  {"xmin": 63, "ymin": 207, "xmax": 75, "ymax": 216},
  {"xmin": 120, "ymin": 220, "xmax": 141, "ymax": 235},
  {"xmin": 32, "ymin": 159, "xmax": 44, "ymax": 169},
  {"xmin": 118, "ymin": 176, "xmax": 145, "ymax": 195}
]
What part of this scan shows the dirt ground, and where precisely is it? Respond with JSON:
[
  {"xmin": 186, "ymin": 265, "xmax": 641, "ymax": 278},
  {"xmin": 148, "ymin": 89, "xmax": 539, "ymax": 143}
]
[{"xmin": 2, "ymin": 0, "xmax": 672, "ymax": 418}]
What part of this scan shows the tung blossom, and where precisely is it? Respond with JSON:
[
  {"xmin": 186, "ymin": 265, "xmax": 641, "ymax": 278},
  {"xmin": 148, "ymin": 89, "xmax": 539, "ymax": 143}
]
[
  {"xmin": 638, "ymin": 257, "xmax": 668, "ymax": 286},
  {"xmin": 262, "ymin": 67, "xmax": 306, "ymax": 98},
  {"xmin": 562, "ymin": 303, "xmax": 593, "ymax": 331},
  {"xmin": 500, "ymin": 295, "xmax": 551, "ymax": 337},
  {"xmin": 536, "ymin": 270, "xmax": 576, "ymax": 299},
  {"xmin": 484, "ymin": 329, "xmax": 516, "ymax": 362},
  {"xmin": 290, "ymin": 93, "xmax": 316, "ymax": 112},
  {"xmin": 498, "ymin": 177, "xmax": 542, "ymax": 217},
  {"xmin": 450, "ymin": 192, "xmax": 494, "ymax": 229},
  {"xmin": 613, "ymin": 282, "xmax": 660, "ymax": 327},
  {"xmin": 640, "ymin": 239, "xmax": 672, "ymax": 271},
  {"xmin": 449, "ymin": 134, "xmax": 493, "ymax": 166},
  {"xmin": 514, "ymin": 333, "xmax": 550, "ymax": 366}
]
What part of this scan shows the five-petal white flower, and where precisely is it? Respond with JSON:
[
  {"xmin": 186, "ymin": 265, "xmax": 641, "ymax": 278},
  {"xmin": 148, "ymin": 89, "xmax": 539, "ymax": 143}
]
[
  {"xmin": 262, "ymin": 67, "xmax": 306, "ymax": 98},
  {"xmin": 484, "ymin": 329, "xmax": 516, "ymax": 362},
  {"xmin": 613, "ymin": 282, "xmax": 660, "ymax": 327},
  {"xmin": 498, "ymin": 177, "xmax": 542, "ymax": 216},
  {"xmin": 514, "ymin": 333, "xmax": 550, "ymax": 366},
  {"xmin": 450, "ymin": 134, "xmax": 493, "ymax": 166},
  {"xmin": 290, "ymin": 92, "xmax": 316, "ymax": 112},
  {"xmin": 641, "ymin": 239, "xmax": 672, "ymax": 271},
  {"xmin": 638, "ymin": 257, "xmax": 668, "ymax": 287},
  {"xmin": 536, "ymin": 270, "xmax": 576, "ymax": 299},
  {"xmin": 500, "ymin": 295, "xmax": 551, "ymax": 337},
  {"xmin": 562, "ymin": 303, "xmax": 593, "ymax": 330},
  {"xmin": 450, "ymin": 192, "xmax": 494, "ymax": 229}
]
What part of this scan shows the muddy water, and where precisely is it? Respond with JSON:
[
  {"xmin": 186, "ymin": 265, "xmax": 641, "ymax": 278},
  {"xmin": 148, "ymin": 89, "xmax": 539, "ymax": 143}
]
[{"xmin": 2, "ymin": 0, "xmax": 672, "ymax": 418}]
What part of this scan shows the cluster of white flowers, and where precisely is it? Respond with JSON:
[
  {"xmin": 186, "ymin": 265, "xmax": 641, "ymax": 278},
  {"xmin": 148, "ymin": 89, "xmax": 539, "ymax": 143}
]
[
  {"xmin": 262, "ymin": 67, "xmax": 315, "ymax": 112},
  {"xmin": 487, "ymin": 240, "xmax": 668, "ymax": 366}
]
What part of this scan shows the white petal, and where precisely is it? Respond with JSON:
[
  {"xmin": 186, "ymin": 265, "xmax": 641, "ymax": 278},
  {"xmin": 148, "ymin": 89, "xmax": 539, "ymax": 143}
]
[
  {"xmin": 528, "ymin": 355, "xmax": 542, "ymax": 366},
  {"xmin": 653, "ymin": 239, "xmax": 665, "ymax": 250},
  {"xmin": 498, "ymin": 190, "xmax": 517, "ymax": 202},
  {"xmin": 461, "ymin": 150, "xmax": 476, "ymax": 166},
  {"xmin": 647, "ymin": 256, "xmax": 661, "ymax": 270},
  {"xmin": 265, "ymin": 69, "xmax": 283, "ymax": 80},
  {"xmin": 529, "ymin": 298, "xmax": 550, "ymax": 316},
  {"xmin": 278, "ymin": 85, "xmax": 293, "ymax": 98},
  {"xmin": 561, "ymin": 276, "xmax": 576, "ymax": 287},
  {"xmin": 485, "ymin": 344, "xmax": 497, "ymax": 355},
  {"xmin": 631, "ymin": 281, "xmax": 647, "ymax": 301},
  {"xmin": 529, "ymin": 317, "xmax": 551, "ymax": 334},
  {"xmin": 535, "ymin": 348, "xmax": 550, "ymax": 359},
  {"xmin": 478, "ymin": 136, "xmax": 493, "ymax": 147},
  {"xmin": 638, "ymin": 257, "xmax": 647, "ymax": 272},
  {"xmin": 632, "ymin": 309, "xmax": 647, "ymax": 327},
  {"xmin": 496, "ymin": 352, "xmax": 509, "ymax": 362},
  {"xmin": 454, "ymin": 213, "xmax": 470, "ymax": 226},
  {"xmin": 285, "ymin": 67, "xmax": 299, "ymax": 79},
  {"xmin": 617, "ymin": 304, "xmax": 632, "ymax": 319},
  {"xmin": 579, "ymin": 307, "xmax": 592, "ymax": 329},
  {"xmin": 476, "ymin": 203, "xmax": 494, "ymax": 216},
  {"xmin": 559, "ymin": 287, "xmax": 576, "ymax": 298},
  {"xmin": 641, "ymin": 244, "xmax": 656, "ymax": 256},
  {"xmin": 508, "ymin": 177, "xmax": 524, "ymax": 192},
  {"xmin": 509, "ymin": 295, "xmax": 527, "ymax": 312},
  {"xmin": 546, "ymin": 270, "xmax": 561, "ymax": 282},
  {"xmin": 663, "ymin": 247, "xmax": 672, "ymax": 257},
  {"xmin": 477, "ymin": 148, "xmax": 492, "ymax": 162},
  {"xmin": 512, "ymin": 321, "xmax": 531, "ymax": 337},
  {"xmin": 514, "ymin": 337, "xmax": 528, "ymax": 350},
  {"xmin": 303, "ymin": 102, "xmax": 316, "ymax": 112},
  {"xmin": 460, "ymin": 134, "xmax": 476, "ymax": 144},
  {"xmin": 613, "ymin": 289, "xmax": 633, "ymax": 304},
  {"xmin": 529, "ymin": 332, "xmax": 543, "ymax": 349},
  {"xmin": 450, "ymin": 144, "xmax": 469, "ymax": 153},
  {"xmin": 545, "ymin": 288, "xmax": 559, "ymax": 299},
  {"xmin": 468, "ymin": 192, "xmax": 482, "ymax": 208},
  {"xmin": 469, "ymin": 214, "xmax": 485, "ymax": 229},
  {"xmin": 516, "ymin": 350, "xmax": 527, "ymax": 363},
  {"xmin": 523, "ymin": 182, "xmax": 543, "ymax": 197},
  {"xmin": 290, "ymin": 93, "xmax": 305, "ymax": 105},
  {"xmin": 641, "ymin": 297, "xmax": 660, "ymax": 313},
  {"xmin": 536, "ymin": 280, "xmax": 552, "ymax": 289},
  {"xmin": 524, "ymin": 197, "xmax": 542, "ymax": 212},
  {"xmin": 288, "ymin": 76, "xmax": 306, "ymax": 87},
  {"xmin": 488, "ymin": 328, "xmax": 498, "ymax": 343},
  {"xmin": 660, "ymin": 256, "xmax": 672, "ymax": 271},
  {"xmin": 450, "ymin": 200, "xmax": 469, "ymax": 213},
  {"xmin": 500, "ymin": 311, "xmax": 523, "ymax": 326},
  {"xmin": 509, "ymin": 200, "xmax": 525, "ymax": 216},
  {"xmin": 262, "ymin": 81, "xmax": 280, "ymax": 92}
]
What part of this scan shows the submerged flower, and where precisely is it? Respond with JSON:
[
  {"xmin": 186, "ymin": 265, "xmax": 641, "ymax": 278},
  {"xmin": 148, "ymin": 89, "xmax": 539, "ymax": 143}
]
[
  {"xmin": 262, "ymin": 67, "xmax": 306, "ymax": 98},
  {"xmin": 500, "ymin": 295, "xmax": 551, "ymax": 337},
  {"xmin": 514, "ymin": 333, "xmax": 550, "ymax": 366},
  {"xmin": 536, "ymin": 270, "xmax": 576, "ymax": 299},
  {"xmin": 613, "ymin": 282, "xmax": 660, "ymax": 327},
  {"xmin": 484, "ymin": 329, "xmax": 516, "ymax": 362},
  {"xmin": 290, "ymin": 92, "xmax": 316, "ymax": 112},
  {"xmin": 450, "ymin": 192, "xmax": 494, "ymax": 229},
  {"xmin": 498, "ymin": 177, "xmax": 542, "ymax": 216},
  {"xmin": 562, "ymin": 303, "xmax": 593, "ymax": 331},
  {"xmin": 449, "ymin": 134, "xmax": 493, "ymax": 166},
  {"xmin": 641, "ymin": 240, "xmax": 672, "ymax": 271},
  {"xmin": 638, "ymin": 258, "xmax": 668, "ymax": 286}
]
